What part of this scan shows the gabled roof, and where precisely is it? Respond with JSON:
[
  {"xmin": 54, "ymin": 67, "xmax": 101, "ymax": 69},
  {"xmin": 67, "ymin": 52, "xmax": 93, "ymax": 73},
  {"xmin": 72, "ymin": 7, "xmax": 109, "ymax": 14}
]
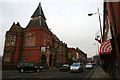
[
  {"xmin": 15, "ymin": 22, "xmax": 23, "ymax": 32},
  {"xmin": 26, "ymin": 3, "xmax": 49, "ymax": 30},
  {"xmin": 9, "ymin": 22, "xmax": 23, "ymax": 32}
]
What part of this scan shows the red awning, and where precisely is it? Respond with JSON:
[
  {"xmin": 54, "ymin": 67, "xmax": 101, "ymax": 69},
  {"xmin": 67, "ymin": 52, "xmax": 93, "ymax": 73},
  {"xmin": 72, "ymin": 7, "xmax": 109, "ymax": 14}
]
[{"xmin": 100, "ymin": 39, "xmax": 112, "ymax": 54}]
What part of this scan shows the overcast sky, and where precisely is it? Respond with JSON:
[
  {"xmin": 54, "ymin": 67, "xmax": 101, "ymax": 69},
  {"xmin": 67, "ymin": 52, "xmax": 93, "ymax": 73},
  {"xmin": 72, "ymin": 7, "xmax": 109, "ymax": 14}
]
[{"xmin": 0, "ymin": 0, "xmax": 104, "ymax": 57}]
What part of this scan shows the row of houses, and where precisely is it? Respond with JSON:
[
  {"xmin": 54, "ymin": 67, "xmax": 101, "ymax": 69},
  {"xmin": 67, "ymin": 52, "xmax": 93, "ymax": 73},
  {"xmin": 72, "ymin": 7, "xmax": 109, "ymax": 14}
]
[
  {"xmin": 87, "ymin": 55, "xmax": 100, "ymax": 63},
  {"xmin": 2, "ymin": 3, "xmax": 87, "ymax": 68}
]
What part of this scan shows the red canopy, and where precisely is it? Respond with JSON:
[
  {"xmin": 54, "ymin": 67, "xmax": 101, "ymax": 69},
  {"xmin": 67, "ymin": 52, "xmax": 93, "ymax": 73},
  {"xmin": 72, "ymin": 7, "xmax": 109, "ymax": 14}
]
[{"xmin": 100, "ymin": 39, "xmax": 112, "ymax": 54}]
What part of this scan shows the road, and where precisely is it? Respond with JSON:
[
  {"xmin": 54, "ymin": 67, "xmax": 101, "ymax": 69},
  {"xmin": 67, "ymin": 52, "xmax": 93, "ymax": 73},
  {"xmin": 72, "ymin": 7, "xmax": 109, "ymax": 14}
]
[
  {"xmin": 2, "ymin": 69, "xmax": 94, "ymax": 80},
  {"xmin": 0, "ymin": 62, "xmax": 2, "ymax": 80}
]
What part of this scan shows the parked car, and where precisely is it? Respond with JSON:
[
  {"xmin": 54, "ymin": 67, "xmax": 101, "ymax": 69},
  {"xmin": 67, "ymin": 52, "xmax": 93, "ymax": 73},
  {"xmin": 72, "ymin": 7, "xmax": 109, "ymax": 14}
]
[
  {"xmin": 70, "ymin": 63, "xmax": 83, "ymax": 72},
  {"xmin": 17, "ymin": 62, "xmax": 42, "ymax": 73},
  {"xmin": 85, "ymin": 63, "xmax": 93, "ymax": 69},
  {"xmin": 59, "ymin": 64, "xmax": 70, "ymax": 71}
]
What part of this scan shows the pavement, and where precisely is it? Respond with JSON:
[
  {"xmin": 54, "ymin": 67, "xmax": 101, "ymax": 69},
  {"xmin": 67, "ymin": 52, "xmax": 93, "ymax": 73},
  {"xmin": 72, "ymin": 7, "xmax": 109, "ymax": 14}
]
[
  {"xmin": 90, "ymin": 66, "xmax": 111, "ymax": 78},
  {"xmin": 89, "ymin": 66, "xmax": 120, "ymax": 80}
]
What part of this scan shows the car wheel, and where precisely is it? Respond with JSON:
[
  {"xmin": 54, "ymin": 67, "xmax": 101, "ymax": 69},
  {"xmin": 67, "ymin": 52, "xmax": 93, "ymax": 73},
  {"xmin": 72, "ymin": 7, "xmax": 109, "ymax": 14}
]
[{"xmin": 20, "ymin": 69, "xmax": 24, "ymax": 73}]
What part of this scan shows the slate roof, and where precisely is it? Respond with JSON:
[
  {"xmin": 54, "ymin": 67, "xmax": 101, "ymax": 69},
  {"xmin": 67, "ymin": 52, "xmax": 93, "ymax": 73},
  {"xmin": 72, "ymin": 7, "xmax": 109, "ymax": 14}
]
[
  {"xmin": 52, "ymin": 34, "xmax": 60, "ymax": 42},
  {"xmin": 26, "ymin": 3, "xmax": 49, "ymax": 30},
  {"xmin": 31, "ymin": 3, "xmax": 46, "ymax": 20}
]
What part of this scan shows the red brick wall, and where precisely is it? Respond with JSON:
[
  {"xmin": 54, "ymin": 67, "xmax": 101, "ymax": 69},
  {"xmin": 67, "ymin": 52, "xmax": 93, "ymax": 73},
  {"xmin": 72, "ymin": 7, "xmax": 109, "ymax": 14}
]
[
  {"xmin": 22, "ymin": 26, "xmax": 52, "ymax": 64},
  {"xmin": 24, "ymin": 26, "xmax": 52, "ymax": 47},
  {"xmin": 3, "ymin": 23, "xmax": 24, "ymax": 65},
  {"xmin": 67, "ymin": 48, "xmax": 73, "ymax": 64},
  {"xmin": 104, "ymin": 2, "xmax": 120, "ymax": 71}
]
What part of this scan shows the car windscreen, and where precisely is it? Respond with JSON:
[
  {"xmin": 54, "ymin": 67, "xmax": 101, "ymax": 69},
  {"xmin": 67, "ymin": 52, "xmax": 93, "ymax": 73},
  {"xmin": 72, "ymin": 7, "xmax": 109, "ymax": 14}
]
[
  {"xmin": 62, "ymin": 64, "xmax": 69, "ymax": 67},
  {"xmin": 62, "ymin": 64, "xmax": 67, "ymax": 67},
  {"xmin": 72, "ymin": 63, "xmax": 80, "ymax": 66},
  {"xmin": 87, "ymin": 63, "xmax": 92, "ymax": 65}
]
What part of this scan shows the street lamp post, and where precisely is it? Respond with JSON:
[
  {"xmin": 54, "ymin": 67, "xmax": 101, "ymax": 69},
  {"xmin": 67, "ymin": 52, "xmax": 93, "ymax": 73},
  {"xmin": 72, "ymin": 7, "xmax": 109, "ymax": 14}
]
[
  {"xmin": 94, "ymin": 43, "xmax": 99, "ymax": 66},
  {"xmin": 88, "ymin": 8, "xmax": 102, "ymax": 43},
  {"xmin": 94, "ymin": 43, "xmax": 99, "ymax": 55}
]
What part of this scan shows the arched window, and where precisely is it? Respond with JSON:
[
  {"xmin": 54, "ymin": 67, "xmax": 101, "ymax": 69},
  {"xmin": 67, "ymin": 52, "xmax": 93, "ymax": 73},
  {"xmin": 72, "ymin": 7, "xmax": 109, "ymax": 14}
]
[
  {"xmin": 43, "ymin": 34, "xmax": 46, "ymax": 46},
  {"xmin": 26, "ymin": 33, "xmax": 35, "ymax": 46},
  {"xmin": 31, "ymin": 33, "xmax": 35, "ymax": 46},
  {"xmin": 4, "ymin": 52, "xmax": 10, "ymax": 61},
  {"xmin": 48, "ymin": 36, "xmax": 50, "ymax": 42},
  {"xmin": 26, "ymin": 33, "xmax": 31, "ymax": 46}
]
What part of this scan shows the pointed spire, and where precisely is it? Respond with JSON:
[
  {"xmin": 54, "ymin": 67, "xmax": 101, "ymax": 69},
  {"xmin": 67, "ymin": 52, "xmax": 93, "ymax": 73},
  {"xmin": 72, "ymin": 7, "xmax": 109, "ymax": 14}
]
[
  {"xmin": 26, "ymin": 3, "xmax": 49, "ymax": 30},
  {"xmin": 31, "ymin": 2, "xmax": 46, "ymax": 20}
]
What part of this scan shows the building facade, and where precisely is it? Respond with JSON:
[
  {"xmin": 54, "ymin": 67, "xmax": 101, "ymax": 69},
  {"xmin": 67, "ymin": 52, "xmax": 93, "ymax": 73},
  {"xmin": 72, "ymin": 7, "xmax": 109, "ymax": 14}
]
[
  {"xmin": 52, "ymin": 34, "xmax": 67, "ymax": 67},
  {"xmin": 102, "ymin": 0, "xmax": 120, "ymax": 79},
  {"xmin": 2, "ymin": 3, "xmax": 87, "ymax": 68},
  {"xmin": 67, "ymin": 48, "xmax": 87, "ymax": 65}
]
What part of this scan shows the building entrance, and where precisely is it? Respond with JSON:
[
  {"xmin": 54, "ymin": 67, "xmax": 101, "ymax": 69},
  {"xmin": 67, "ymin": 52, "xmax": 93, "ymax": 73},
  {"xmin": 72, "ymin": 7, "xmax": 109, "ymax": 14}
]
[
  {"xmin": 41, "ymin": 54, "xmax": 46, "ymax": 65},
  {"xmin": 49, "ymin": 54, "xmax": 52, "ymax": 67}
]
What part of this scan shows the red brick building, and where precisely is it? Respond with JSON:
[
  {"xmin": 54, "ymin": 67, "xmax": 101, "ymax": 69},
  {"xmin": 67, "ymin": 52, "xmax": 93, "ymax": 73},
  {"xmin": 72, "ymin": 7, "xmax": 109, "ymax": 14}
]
[
  {"xmin": 67, "ymin": 48, "xmax": 76, "ymax": 65},
  {"xmin": 87, "ymin": 58, "xmax": 93, "ymax": 63},
  {"xmin": 52, "ymin": 34, "xmax": 67, "ymax": 66},
  {"xmin": 102, "ymin": 0, "xmax": 120, "ymax": 78},
  {"xmin": 2, "ymin": 3, "xmax": 87, "ymax": 69},
  {"xmin": 67, "ymin": 48, "xmax": 87, "ymax": 65},
  {"xmin": 76, "ymin": 47, "xmax": 87, "ymax": 64},
  {"xmin": 3, "ymin": 22, "xmax": 24, "ymax": 66},
  {"xmin": 2, "ymin": 3, "xmax": 67, "ymax": 68}
]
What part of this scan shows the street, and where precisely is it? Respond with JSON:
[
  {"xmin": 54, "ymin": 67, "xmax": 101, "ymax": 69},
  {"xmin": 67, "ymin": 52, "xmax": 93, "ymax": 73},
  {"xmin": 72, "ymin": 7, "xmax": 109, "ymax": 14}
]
[
  {"xmin": 2, "ymin": 69, "xmax": 93, "ymax": 80},
  {"xmin": 0, "ymin": 62, "xmax": 2, "ymax": 80}
]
